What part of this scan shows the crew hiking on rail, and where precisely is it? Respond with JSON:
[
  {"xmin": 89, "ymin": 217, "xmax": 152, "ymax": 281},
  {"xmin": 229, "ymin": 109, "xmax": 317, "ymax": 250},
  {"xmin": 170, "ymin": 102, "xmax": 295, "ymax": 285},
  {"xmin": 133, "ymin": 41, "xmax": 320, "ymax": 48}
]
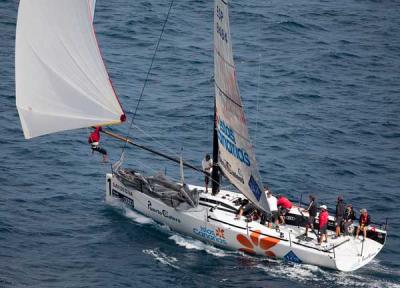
[{"xmin": 88, "ymin": 126, "xmax": 108, "ymax": 162}]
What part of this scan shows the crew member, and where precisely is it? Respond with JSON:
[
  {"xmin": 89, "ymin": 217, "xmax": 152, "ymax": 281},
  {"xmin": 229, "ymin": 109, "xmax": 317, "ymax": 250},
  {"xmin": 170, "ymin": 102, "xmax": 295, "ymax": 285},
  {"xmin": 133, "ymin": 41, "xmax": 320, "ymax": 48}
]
[
  {"xmin": 266, "ymin": 189, "xmax": 279, "ymax": 225},
  {"xmin": 335, "ymin": 196, "xmax": 345, "ymax": 237},
  {"xmin": 318, "ymin": 205, "xmax": 329, "ymax": 245},
  {"xmin": 202, "ymin": 154, "xmax": 213, "ymax": 193},
  {"xmin": 88, "ymin": 126, "xmax": 108, "ymax": 162},
  {"xmin": 277, "ymin": 195, "xmax": 293, "ymax": 224},
  {"xmin": 235, "ymin": 199, "xmax": 256, "ymax": 220},
  {"xmin": 356, "ymin": 208, "xmax": 371, "ymax": 240},
  {"xmin": 304, "ymin": 195, "xmax": 317, "ymax": 237},
  {"xmin": 343, "ymin": 204, "xmax": 356, "ymax": 236}
]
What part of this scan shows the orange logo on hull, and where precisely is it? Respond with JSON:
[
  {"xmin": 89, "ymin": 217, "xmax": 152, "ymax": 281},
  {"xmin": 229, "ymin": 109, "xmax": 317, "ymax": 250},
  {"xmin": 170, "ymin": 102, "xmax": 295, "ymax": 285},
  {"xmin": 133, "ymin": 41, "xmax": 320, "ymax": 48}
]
[
  {"xmin": 215, "ymin": 228, "xmax": 225, "ymax": 239},
  {"xmin": 237, "ymin": 230, "xmax": 279, "ymax": 257}
]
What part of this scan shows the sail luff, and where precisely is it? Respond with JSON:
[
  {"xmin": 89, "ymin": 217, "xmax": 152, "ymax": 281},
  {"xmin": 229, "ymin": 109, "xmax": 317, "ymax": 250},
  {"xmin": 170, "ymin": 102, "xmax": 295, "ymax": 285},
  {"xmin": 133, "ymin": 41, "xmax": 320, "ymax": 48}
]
[
  {"xmin": 214, "ymin": 0, "xmax": 271, "ymax": 213},
  {"xmin": 89, "ymin": 0, "xmax": 97, "ymax": 21},
  {"xmin": 86, "ymin": 0, "xmax": 126, "ymax": 117},
  {"xmin": 15, "ymin": 0, "xmax": 125, "ymax": 139}
]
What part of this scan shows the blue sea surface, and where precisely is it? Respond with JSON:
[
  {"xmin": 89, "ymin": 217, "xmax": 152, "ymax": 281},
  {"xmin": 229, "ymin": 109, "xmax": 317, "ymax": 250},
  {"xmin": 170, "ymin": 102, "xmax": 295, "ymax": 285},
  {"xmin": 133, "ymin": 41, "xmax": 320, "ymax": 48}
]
[{"xmin": 1, "ymin": 0, "xmax": 399, "ymax": 287}]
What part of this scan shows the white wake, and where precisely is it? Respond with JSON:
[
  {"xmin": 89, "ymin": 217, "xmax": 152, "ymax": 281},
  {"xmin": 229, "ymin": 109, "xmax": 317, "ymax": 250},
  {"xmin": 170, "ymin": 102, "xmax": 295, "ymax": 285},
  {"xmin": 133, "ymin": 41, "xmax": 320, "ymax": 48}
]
[{"xmin": 142, "ymin": 248, "xmax": 180, "ymax": 269}]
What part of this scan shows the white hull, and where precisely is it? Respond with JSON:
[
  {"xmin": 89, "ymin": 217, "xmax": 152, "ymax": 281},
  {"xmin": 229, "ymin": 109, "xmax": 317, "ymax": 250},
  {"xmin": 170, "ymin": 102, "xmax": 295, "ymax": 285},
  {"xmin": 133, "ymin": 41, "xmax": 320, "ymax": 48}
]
[{"xmin": 106, "ymin": 173, "xmax": 385, "ymax": 272}]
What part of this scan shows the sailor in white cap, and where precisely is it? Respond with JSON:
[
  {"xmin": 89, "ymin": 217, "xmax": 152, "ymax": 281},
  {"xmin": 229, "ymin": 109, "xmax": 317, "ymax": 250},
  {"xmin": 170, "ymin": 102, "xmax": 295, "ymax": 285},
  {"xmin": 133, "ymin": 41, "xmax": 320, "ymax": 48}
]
[{"xmin": 356, "ymin": 208, "xmax": 371, "ymax": 240}]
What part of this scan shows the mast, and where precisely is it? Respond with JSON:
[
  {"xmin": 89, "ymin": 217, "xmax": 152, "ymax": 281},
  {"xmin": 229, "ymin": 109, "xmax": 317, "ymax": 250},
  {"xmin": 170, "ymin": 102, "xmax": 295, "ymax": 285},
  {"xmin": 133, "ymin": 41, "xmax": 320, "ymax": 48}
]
[{"xmin": 211, "ymin": 98, "xmax": 220, "ymax": 195}]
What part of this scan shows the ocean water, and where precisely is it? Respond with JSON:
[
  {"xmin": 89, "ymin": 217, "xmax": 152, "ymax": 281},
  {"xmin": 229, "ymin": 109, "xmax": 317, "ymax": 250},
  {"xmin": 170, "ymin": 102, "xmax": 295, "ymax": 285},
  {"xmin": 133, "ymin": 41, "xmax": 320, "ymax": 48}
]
[{"xmin": 1, "ymin": 0, "xmax": 399, "ymax": 287}]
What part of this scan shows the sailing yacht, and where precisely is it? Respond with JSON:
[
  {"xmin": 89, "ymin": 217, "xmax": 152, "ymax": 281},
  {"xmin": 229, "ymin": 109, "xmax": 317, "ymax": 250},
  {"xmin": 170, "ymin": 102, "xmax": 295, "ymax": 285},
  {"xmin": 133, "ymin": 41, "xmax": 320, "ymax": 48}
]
[{"xmin": 15, "ymin": 0, "xmax": 386, "ymax": 271}]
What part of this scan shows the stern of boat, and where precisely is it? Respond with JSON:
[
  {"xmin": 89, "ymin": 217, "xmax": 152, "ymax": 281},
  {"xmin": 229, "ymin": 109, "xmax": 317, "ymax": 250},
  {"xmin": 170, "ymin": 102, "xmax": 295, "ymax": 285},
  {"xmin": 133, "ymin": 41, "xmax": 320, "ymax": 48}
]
[{"xmin": 333, "ymin": 237, "xmax": 384, "ymax": 271}]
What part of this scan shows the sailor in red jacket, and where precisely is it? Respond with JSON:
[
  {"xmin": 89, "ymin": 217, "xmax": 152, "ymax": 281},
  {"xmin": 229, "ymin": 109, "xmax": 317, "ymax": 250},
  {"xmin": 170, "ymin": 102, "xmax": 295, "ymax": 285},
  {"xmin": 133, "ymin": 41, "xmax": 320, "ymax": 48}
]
[
  {"xmin": 277, "ymin": 195, "xmax": 293, "ymax": 224},
  {"xmin": 88, "ymin": 126, "xmax": 108, "ymax": 162},
  {"xmin": 318, "ymin": 205, "xmax": 329, "ymax": 244}
]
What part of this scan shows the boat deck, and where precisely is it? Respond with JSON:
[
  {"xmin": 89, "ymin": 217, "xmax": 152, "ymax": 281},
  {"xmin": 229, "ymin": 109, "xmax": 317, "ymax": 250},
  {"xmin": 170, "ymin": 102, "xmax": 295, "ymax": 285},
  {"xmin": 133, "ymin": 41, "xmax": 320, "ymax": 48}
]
[{"xmin": 189, "ymin": 184, "xmax": 387, "ymax": 251}]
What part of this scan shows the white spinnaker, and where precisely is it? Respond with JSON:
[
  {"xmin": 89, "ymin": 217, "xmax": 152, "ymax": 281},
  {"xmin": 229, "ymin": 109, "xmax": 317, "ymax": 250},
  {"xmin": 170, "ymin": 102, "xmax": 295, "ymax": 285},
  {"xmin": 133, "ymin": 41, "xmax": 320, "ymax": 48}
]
[
  {"xmin": 89, "ymin": 0, "xmax": 96, "ymax": 21},
  {"xmin": 214, "ymin": 0, "xmax": 270, "ymax": 213},
  {"xmin": 15, "ymin": 0, "xmax": 125, "ymax": 139}
]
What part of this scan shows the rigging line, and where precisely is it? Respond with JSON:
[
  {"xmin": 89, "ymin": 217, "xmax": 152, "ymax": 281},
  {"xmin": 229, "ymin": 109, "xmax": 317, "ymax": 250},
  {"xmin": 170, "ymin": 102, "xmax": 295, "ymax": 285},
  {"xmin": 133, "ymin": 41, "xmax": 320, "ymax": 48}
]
[
  {"xmin": 134, "ymin": 157, "xmax": 170, "ymax": 179},
  {"xmin": 130, "ymin": 135, "xmax": 221, "ymax": 189},
  {"xmin": 103, "ymin": 129, "xmax": 224, "ymax": 189},
  {"xmin": 130, "ymin": 125, "xmax": 222, "ymax": 185},
  {"xmin": 130, "ymin": 124, "xmax": 212, "ymax": 182},
  {"xmin": 121, "ymin": 0, "xmax": 175, "ymax": 156},
  {"xmin": 131, "ymin": 124, "xmax": 182, "ymax": 160},
  {"xmin": 130, "ymin": 150, "xmax": 196, "ymax": 187},
  {"xmin": 133, "ymin": 145, "xmax": 224, "ymax": 191}
]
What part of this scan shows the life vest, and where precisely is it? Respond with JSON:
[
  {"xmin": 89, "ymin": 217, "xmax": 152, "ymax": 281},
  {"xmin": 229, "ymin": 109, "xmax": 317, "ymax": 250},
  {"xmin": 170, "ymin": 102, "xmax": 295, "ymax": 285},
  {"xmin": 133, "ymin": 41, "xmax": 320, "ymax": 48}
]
[
  {"xmin": 360, "ymin": 213, "xmax": 369, "ymax": 225},
  {"xmin": 319, "ymin": 210, "xmax": 328, "ymax": 228}
]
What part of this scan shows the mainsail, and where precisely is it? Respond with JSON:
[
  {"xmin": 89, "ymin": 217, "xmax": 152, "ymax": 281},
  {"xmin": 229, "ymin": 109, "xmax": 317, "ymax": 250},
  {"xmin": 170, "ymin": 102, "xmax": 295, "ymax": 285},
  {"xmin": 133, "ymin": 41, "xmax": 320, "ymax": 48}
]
[
  {"xmin": 15, "ymin": 0, "xmax": 125, "ymax": 139},
  {"xmin": 214, "ymin": 0, "xmax": 270, "ymax": 213}
]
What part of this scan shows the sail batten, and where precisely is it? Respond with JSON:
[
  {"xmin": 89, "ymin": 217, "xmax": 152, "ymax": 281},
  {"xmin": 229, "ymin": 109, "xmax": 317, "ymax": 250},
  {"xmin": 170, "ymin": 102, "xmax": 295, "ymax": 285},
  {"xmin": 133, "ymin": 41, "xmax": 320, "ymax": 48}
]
[
  {"xmin": 215, "ymin": 49, "xmax": 235, "ymax": 67},
  {"xmin": 16, "ymin": 0, "xmax": 125, "ymax": 139},
  {"xmin": 214, "ymin": 0, "xmax": 270, "ymax": 212},
  {"xmin": 216, "ymin": 85, "xmax": 243, "ymax": 108}
]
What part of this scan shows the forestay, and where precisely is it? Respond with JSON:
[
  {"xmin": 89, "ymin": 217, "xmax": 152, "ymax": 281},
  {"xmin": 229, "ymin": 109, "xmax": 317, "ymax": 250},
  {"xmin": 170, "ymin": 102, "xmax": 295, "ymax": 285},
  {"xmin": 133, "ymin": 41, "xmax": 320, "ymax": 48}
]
[
  {"xmin": 16, "ymin": 0, "xmax": 125, "ymax": 139},
  {"xmin": 214, "ymin": 0, "xmax": 270, "ymax": 213}
]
